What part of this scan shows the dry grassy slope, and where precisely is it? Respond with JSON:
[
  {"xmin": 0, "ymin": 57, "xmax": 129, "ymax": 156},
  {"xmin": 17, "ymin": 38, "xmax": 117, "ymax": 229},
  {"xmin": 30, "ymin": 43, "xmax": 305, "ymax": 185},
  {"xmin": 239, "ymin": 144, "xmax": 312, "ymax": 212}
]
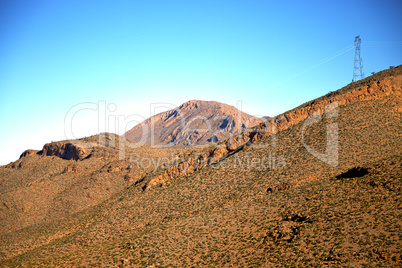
[
  {"xmin": 0, "ymin": 66, "xmax": 401, "ymax": 267},
  {"xmin": 124, "ymin": 99, "xmax": 264, "ymax": 146},
  {"xmin": 0, "ymin": 133, "xmax": 193, "ymax": 235}
]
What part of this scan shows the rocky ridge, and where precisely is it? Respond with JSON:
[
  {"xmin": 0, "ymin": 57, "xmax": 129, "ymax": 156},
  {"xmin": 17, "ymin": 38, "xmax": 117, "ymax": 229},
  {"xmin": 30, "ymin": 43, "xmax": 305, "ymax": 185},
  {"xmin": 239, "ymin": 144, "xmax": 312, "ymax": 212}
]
[{"xmin": 141, "ymin": 66, "xmax": 402, "ymax": 190}]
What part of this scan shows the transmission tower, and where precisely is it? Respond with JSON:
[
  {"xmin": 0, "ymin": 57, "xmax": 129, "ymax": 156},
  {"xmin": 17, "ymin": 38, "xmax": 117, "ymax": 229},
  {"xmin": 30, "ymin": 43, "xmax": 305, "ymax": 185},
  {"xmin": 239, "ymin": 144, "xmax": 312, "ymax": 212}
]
[{"xmin": 353, "ymin": 35, "xmax": 364, "ymax": 82}]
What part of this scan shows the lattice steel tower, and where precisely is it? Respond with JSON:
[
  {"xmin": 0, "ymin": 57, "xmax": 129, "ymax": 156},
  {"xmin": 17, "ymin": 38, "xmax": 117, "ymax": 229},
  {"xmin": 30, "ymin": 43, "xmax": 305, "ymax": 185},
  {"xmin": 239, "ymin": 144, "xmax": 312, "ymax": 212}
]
[{"xmin": 353, "ymin": 35, "xmax": 364, "ymax": 82}]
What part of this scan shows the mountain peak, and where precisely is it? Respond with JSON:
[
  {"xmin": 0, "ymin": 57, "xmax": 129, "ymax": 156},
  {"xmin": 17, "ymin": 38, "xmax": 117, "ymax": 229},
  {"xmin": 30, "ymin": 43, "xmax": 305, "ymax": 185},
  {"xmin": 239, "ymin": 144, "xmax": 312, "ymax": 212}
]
[{"xmin": 124, "ymin": 100, "xmax": 263, "ymax": 147}]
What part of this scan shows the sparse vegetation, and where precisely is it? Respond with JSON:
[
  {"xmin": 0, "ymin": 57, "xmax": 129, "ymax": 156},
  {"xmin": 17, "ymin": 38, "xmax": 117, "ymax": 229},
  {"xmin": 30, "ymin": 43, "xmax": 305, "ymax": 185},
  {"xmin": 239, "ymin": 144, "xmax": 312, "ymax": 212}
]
[{"xmin": 0, "ymin": 66, "xmax": 401, "ymax": 267}]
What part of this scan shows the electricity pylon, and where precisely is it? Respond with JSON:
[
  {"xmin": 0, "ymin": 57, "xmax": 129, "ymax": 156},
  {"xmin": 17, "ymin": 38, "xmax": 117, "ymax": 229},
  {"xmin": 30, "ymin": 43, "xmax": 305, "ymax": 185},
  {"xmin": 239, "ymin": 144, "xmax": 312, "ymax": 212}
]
[{"xmin": 353, "ymin": 35, "xmax": 364, "ymax": 82}]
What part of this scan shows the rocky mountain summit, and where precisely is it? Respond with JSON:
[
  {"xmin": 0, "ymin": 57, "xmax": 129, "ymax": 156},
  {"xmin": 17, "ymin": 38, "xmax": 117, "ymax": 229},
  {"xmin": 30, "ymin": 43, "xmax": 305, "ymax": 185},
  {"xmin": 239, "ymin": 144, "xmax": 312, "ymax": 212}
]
[{"xmin": 124, "ymin": 100, "xmax": 264, "ymax": 147}]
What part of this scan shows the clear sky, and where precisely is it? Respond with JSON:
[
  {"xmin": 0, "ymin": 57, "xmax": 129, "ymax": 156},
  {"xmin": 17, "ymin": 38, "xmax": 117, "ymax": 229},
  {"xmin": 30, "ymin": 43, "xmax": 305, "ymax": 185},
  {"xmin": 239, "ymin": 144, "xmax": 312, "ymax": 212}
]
[{"xmin": 0, "ymin": 0, "xmax": 401, "ymax": 165}]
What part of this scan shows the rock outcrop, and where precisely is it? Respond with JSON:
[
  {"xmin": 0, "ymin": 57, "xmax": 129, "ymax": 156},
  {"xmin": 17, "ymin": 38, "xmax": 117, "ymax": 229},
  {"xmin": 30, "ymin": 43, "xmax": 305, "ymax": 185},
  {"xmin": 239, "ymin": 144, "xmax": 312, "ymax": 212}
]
[
  {"xmin": 40, "ymin": 142, "xmax": 88, "ymax": 160},
  {"xmin": 19, "ymin": 149, "xmax": 40, "ymax": 158}
]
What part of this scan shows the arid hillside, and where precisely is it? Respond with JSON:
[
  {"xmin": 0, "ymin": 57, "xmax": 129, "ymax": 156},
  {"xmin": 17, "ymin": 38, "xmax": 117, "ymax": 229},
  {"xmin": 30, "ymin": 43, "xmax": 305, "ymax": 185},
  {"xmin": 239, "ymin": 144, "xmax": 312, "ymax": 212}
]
[
  {"xmin": 0, "ymin": 134, "xmax": 196, "ymax": 235},
  {"xmin": 0, "ymin": 65, "xmax": 401, "ymax": 267},
  {"xmin": 124, "ymin": 99, "xmax": 264, "ymax": 146}
]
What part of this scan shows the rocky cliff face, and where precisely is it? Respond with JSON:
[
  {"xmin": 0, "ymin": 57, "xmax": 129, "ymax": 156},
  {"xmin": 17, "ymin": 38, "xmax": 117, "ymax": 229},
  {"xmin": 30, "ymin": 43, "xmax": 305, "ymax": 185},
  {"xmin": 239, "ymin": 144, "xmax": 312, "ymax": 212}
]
[{"xmin": 124, "ymin": 100, "xmax": 264, "ymax": 147}]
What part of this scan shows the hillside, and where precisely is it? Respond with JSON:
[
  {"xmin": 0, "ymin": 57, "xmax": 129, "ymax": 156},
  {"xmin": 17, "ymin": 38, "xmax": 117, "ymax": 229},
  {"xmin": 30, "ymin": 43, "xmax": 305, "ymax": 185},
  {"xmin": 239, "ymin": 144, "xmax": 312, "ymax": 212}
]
[
  {"xmin": 0, "ymin": 133, "xmax": 196, "ymax": 235},
  {"xmin": 124, "ymin": 100, "xmax": 264, "ymax": 147},
  {"xmin": 0, "ymin": 65, "xmax": 401, "ymax": 267}
]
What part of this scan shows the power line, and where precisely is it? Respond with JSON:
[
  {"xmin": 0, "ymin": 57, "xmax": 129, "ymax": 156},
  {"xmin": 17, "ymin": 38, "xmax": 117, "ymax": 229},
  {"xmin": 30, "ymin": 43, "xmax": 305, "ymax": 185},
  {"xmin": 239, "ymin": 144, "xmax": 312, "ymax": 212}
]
[{"xmin": 269, "ymin": 44, "xmax": 354, "ymax": 89}]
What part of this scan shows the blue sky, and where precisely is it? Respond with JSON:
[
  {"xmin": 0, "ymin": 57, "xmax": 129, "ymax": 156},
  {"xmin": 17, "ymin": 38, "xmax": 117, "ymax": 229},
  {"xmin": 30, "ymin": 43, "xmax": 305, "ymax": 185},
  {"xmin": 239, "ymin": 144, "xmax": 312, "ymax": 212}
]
[{"xmin": 0, "ymin": 0, "xmax": 401, "ymax": 165}]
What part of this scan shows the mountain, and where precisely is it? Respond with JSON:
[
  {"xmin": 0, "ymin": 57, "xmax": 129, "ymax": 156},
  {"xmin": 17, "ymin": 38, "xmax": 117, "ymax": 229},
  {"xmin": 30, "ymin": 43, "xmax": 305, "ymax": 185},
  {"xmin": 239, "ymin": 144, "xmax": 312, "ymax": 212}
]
[
  {"xmin": 0, "ymin": 65, "xmax": 401, "ymax": 267},
  {"xmin": 124, "ymin": 100, "xmax": 264, "ymax": 147}
]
